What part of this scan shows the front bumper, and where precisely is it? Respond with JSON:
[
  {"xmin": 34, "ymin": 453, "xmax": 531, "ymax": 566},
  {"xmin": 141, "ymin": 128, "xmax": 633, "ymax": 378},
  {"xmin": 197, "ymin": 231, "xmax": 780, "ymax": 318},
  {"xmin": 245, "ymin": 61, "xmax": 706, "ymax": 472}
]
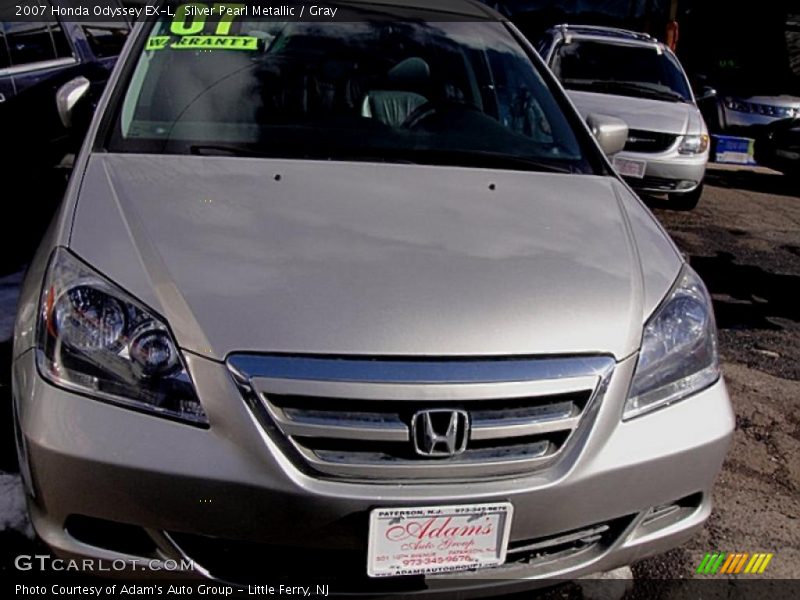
[
  {"xmin": 13, "ymin": 349, "xmax": 733, "ymax": 595},
  {"xmin": 615, "ymin": 148, "xmax": 708, "ymax": 195}
]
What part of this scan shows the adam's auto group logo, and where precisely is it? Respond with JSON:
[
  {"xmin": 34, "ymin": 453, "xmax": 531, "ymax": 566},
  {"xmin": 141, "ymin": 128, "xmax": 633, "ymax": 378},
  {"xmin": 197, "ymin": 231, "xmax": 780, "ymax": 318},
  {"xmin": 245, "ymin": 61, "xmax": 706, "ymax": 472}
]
[{"xmin": 696, "ymin": 552, "xmax": 774, "ymax": 575}]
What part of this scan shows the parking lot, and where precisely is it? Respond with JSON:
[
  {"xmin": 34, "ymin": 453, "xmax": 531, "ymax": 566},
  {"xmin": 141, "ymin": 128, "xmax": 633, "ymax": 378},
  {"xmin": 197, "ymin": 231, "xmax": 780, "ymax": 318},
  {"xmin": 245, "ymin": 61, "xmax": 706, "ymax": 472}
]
[{"xmin": 0, "ymin": 163, "xmax": 797, "ymax": 591}]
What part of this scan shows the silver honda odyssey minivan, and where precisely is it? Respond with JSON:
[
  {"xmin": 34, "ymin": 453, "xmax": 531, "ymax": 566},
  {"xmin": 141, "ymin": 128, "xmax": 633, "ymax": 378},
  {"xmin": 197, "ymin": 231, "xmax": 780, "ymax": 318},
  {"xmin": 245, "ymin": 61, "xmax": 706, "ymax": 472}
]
[{"xmin": 12, "ymin": 1, "xmax": 733, "ymax": 594}]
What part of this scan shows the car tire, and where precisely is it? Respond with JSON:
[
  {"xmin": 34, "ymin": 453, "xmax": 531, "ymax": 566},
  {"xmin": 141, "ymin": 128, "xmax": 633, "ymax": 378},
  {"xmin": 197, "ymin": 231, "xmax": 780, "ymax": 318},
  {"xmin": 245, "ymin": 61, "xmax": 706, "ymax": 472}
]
[{"xmin": 671, "ymin": 184, "xmax": 704, "ymax": 211}]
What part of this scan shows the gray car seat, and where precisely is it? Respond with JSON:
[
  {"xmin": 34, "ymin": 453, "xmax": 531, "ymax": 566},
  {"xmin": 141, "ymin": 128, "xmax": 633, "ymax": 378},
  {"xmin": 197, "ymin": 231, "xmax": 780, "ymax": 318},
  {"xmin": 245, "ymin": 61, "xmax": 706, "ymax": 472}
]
[{"xmin": 362, "ymin": 57, "xmax": 431, "ymax": 127}]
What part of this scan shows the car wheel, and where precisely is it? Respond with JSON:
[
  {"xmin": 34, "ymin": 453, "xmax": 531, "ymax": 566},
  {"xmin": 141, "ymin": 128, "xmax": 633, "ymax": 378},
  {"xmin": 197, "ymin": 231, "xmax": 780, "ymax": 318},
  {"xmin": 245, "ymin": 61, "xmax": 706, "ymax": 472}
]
[{"xmin": 671, "ymin": 184, "xmax": 704, "ymax": 211}]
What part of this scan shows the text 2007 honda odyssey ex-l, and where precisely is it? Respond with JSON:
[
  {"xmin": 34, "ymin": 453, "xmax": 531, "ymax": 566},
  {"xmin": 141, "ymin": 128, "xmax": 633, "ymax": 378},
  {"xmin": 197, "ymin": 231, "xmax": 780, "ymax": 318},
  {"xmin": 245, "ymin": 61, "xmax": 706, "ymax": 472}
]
[{"xmin": 12, "ymin": 1, "xmax": 733, "ymax": 593}]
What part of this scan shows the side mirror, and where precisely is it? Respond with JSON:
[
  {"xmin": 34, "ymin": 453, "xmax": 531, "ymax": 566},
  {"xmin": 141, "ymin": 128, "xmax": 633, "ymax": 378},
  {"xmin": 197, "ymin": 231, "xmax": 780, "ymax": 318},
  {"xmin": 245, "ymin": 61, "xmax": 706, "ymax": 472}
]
[
  {"xmin": 696, "ymin": 85, "xmax": 717, "ymax": 102},
  {"xmin": 586, "ymin": 113, "xmax": 628, "ymax": 156},
  {"xmin": 56, "ymin": 76, "xmax": 91, "ymax": 129}
]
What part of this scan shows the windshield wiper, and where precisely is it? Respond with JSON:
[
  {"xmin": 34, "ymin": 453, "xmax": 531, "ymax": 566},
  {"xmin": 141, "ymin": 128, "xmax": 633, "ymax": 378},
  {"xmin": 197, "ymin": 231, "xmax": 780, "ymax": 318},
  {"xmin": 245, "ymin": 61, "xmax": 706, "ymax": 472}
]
[
  {"xmin": 395, "ymin": 148, "xmax": 577, "ymax": 174},
  {"xmin": 190, "ymin": 145, "xmax": 575, "ymax": 173},
  {"xmin": 190, "ymin": 144, "xmax": 277, "ymax": 157},
  {"xmin": 190, "ymin": 144, "xmax": 417, "ymax": 164}
]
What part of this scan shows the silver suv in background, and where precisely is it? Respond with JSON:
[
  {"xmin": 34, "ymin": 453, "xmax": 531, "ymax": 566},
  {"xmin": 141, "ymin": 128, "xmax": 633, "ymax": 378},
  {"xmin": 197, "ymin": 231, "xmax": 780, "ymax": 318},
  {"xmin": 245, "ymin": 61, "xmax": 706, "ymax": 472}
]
[
  {"xmin": 538, "ymin": 25, "xmax": 712, "ymax": 210},
  {"xmin": 13, "ymin": 2, "xmax": 732, "ymax": 593}
]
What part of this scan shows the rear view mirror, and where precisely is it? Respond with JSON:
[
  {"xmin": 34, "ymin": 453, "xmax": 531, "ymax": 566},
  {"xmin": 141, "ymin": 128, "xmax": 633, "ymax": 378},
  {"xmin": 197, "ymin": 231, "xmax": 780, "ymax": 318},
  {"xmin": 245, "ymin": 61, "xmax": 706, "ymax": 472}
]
[
  {"xmin": 586, "ymin": 113, "xmax": 628, "ymax": 156},
  {"xmin": 56, "ymin": 76, "xmax": 91, "ymax": 129}
]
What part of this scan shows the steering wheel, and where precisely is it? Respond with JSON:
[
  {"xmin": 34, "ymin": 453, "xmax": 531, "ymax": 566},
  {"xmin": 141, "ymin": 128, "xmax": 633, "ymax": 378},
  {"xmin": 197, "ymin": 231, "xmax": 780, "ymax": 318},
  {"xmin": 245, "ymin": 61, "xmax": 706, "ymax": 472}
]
[{"xmin": 401, "ymin": 100, "xmax": 482, "ymax": 129}]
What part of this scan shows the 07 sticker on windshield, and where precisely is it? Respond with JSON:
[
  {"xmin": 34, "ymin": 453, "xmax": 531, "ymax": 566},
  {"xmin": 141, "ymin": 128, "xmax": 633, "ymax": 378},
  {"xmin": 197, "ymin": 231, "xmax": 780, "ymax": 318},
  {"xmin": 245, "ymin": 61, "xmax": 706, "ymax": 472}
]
[{"xmin": 146, "ymin": 3, "xmax": 259, "ymax": 52}]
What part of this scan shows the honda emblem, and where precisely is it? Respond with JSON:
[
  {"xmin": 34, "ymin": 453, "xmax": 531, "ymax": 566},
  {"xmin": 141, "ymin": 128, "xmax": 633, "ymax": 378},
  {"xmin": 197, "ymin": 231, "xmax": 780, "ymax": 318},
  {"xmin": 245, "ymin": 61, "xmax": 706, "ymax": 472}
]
[{"xmin": 411, "ymin": 409, "xmax": 469, "ymax": 457}]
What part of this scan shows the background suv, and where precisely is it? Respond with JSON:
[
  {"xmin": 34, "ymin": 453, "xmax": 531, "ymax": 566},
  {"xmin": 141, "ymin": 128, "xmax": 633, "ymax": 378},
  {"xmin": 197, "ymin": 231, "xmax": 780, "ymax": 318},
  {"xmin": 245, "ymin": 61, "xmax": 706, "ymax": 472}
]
[{"xmin": 538, "ymin": 25, "xmax": 711, "ymax": 210}]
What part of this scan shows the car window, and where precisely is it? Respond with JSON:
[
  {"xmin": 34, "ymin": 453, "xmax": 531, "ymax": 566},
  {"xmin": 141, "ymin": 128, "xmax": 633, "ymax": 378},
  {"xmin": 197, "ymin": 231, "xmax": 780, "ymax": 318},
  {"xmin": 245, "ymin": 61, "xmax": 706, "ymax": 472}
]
[
  {"xmin": 107, "ymin": 15, "xmax": 596, "ymax": 174},
  {"xmin": 82, "ymin": 22, "xmax": 129, "ymax": 58},
  {"xmin": 552, "ymin": 40, "xmax": 693, "ymax": 103},
  {"xmin": 5, "ymin": 18, "xmax": 73, "ymax": 67},
  {"xmin": 51, "ymin": 21, "xmax": 72, "ymax": 59}
]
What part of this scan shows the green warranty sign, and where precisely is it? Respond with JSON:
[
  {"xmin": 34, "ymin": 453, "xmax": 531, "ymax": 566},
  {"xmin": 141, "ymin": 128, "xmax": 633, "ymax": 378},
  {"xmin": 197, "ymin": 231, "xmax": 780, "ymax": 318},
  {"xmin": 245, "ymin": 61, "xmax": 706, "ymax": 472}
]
[{"xmin": 146, "ymin": 3, "xmax": 258, "ymax": 52}]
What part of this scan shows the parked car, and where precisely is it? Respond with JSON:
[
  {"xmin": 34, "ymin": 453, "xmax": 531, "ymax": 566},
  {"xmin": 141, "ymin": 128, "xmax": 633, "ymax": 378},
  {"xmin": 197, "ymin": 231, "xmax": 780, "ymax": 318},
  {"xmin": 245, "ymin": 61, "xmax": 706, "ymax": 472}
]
[
  {"xmin": 13, "ymin": 3, "xmax": 733, "ymax": 593},
  {"xmin": 538, "ymin": 25, "xmax": 713, "ymax": 210},
  {"xmin": 754, "ymin": 117, "xmax": 800, "ymax": 175},
  {"xmin": 716, "ymin": 94, "xmax": 800, "ymax": 134},
  {"xmin": 674, "ymin": 3, "xmax": 800, "ymax": 137},
  {"xmin": 0, "ymin": 2, "xmax": 130, "ymax": 166}
]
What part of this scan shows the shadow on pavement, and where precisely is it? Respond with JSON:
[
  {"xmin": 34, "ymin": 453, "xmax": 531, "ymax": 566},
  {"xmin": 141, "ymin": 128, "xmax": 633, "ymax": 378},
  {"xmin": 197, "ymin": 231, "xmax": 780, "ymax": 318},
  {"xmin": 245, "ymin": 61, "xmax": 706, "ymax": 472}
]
[
  {"xmin": 691, "ymin": 253, "xmax": 800, "ymax": 332},
  {"xmin": 703, "ymin": 168, "xmax": 800, "ymax": 199}
]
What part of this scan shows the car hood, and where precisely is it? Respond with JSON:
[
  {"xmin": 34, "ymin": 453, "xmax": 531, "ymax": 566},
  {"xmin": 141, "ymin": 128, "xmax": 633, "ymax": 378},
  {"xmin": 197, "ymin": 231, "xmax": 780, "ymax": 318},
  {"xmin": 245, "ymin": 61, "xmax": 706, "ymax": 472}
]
[
  {"xmin": 69, "ymin": 154, "xmax": 682, "ymax": 361},
  {"xmin": 567, "ymin": 90, "xmax": 702, "ymax": 134}
]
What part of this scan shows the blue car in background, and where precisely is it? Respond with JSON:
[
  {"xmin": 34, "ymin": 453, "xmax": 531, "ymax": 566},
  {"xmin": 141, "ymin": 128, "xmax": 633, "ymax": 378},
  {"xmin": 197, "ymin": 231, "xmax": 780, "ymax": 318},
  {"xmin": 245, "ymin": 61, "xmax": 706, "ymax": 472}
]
[
  {"xmin": 0, "ymin": 1, "xmax": 129, "ymax": 270},
  {"xmin": 0, "ymin": 1, "xmax": 130, "ymax": 167}
]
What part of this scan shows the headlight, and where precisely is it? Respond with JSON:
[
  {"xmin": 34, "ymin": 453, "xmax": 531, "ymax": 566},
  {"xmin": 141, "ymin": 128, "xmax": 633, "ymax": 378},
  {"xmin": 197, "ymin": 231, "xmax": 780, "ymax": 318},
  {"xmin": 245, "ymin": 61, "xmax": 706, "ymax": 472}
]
[
  {"xmin": 678, "ymin": 134, "xmax": 710, "ymax": 155},
  {"xmin": 724, "ymin": 97, "xmax": 751, "ymax": 113},
  {"xmin": 37, "ymin": 248, "xmax": 207, "ymax": 426},
  {"xmin": 624, "ymin": 266, "xmax": 720, "ymax": 420}
]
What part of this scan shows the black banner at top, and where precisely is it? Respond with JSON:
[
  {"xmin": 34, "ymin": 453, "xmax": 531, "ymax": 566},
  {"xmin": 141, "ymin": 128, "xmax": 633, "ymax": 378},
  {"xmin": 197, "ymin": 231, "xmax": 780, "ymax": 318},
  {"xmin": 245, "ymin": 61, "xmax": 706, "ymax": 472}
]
[{"xmin": 0, "ymin": 0, "xmax": 506, "ymax": 23}]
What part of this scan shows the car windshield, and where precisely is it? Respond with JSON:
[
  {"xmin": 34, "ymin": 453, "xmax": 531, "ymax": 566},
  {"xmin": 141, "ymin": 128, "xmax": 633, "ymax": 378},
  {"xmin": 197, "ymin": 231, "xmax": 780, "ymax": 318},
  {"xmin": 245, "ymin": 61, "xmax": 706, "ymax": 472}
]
[
  {"xmin": 107, "ymin": 12, "xmax": 595, "ymax": 174},
  {"xmin": 552, "ymin": 40, "xmax": 693, "ymax": 103}
]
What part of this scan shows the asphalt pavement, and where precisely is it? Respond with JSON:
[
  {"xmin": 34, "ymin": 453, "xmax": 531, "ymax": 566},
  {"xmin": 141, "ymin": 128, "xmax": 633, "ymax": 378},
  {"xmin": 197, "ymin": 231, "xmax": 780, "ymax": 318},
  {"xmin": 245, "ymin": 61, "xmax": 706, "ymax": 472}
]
[
  {"xmin": 634, "ymin": 165, "xmax": 800, "ymax": 584},
  {"xmin": 0, "ymin": 163, "xmax": 797, "ymax": 592}
]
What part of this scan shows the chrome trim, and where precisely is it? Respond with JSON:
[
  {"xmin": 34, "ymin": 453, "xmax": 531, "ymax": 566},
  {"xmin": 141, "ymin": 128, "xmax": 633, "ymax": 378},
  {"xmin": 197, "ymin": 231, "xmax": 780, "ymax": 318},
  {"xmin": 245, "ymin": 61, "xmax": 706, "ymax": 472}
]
[
  {"xmin": 228, "ymin": 355, "xmax": 614, "ymax": 383},
  {"xmin": 266, "ymin": 404, "xmax": 409, "ymax": 442},
  {"xmin": 248, "ymin": 375, "xmax": 601, "ymax": 401},
  {"xmin": 0, "ymin": 57, "xmax": 78, "ymax": 77},
  {"xmin": 471, "ymin": 415, "xmax": 581, "ymax": 440},
  {"xmin": 300, "ymin": 440, "xmax": 554, "ymax": 478}
]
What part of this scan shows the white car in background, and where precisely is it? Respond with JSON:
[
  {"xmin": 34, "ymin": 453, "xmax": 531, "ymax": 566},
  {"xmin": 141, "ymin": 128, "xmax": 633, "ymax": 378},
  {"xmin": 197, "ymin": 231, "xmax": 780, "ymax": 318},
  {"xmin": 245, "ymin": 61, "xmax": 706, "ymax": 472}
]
[{"xmin": 539, "ymin": 25, "xmax": 712, "ymax": 210}]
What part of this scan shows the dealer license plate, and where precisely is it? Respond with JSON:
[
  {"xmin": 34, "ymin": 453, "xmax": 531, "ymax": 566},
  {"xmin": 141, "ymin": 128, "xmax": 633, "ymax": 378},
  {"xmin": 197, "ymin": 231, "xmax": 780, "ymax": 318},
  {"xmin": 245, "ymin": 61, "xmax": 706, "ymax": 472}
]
[
  {"xmin": 613, "ymin": 156, "xmax": 647, "ymax": 179},
  {"xmin": 367, "ymin": 503, "xmax": 513, "ymax": 578}
]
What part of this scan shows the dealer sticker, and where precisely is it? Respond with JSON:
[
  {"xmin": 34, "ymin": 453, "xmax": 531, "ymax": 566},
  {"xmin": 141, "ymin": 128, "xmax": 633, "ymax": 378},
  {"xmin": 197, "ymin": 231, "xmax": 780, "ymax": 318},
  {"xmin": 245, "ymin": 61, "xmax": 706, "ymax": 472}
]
[
  {"xmin": 613, "ymin": 156, "xmax": 647, "ymax": 179},
  {"xmin": 367, "ymin": 503, "xmax": 513, "ymax": 578}
]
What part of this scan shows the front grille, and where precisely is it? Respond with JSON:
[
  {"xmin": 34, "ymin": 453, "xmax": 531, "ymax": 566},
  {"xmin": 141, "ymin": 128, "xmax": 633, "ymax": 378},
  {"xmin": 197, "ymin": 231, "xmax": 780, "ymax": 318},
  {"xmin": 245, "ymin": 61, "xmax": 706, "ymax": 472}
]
[
  {"xmin": 624, "ymin": 129, "xmax": 677, "ymax": 153},
  {"xmin": 228, "ymin": 355, "xmax": 614, "ymax": 482},
  {"xmin": 269, "ymin": 393, "xmax": 579, "ymax": 476}
]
